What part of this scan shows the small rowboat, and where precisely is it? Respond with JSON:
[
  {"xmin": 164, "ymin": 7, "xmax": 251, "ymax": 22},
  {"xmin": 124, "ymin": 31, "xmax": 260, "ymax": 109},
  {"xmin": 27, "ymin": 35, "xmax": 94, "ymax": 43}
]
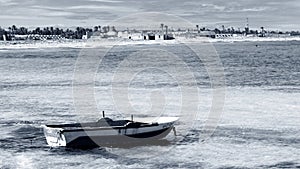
[{"xmin": 43, "ymin": 113, "xmax": 178, "ymax": 148}]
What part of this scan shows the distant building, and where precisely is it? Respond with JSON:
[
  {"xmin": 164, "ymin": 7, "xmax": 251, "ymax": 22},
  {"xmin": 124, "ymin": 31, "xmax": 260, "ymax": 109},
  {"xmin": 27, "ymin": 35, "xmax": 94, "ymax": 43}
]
[
  {"xmin": 164, "ymin": 34, "xmax": 175, "ymax": 40},
  {"xmin": 199, "ymin": 31, "xmax": 216, "ymax": 38},
  {"xmin": 128, "ymin": 33, "xmax": 142, "ymax": 40},
  {"xmin": 88, "ymin": 29, "xmax": 174, "ymax": 41},
  {"xmin": 141, "ymin": 33, "xmax": 163, "ymax": 40},
  {"xmin": 26, "ymin": 34, "xmax": 63, "ymax": 40},
  {"xmin": 82, "ymin": 31, "xmax": 93, "ymax": 39},
  {"xmin": 3, "ymin": 34, "xmax": 65, "ymax": 41},
  {"xmin": 106, "ymin": 30, "xmax": 117, "ymax": 37},
  {"xmin": 215, "ymin": 34, "xmax": 233, "ymax": 38},
  {"xmin": 117, "ymin": 30, "xmax": 129, "ymax": 39},
  {"xmin": 3, "ymin": 34, "xmax": 7, "ymax": 41}
]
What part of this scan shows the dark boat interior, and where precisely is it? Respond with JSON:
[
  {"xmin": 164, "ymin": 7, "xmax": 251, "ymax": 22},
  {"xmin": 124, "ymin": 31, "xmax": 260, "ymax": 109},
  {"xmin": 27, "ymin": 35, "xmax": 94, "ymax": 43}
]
[{"xmin": 46, "ymin": 117, "xmax": 159, "ymax": 129}]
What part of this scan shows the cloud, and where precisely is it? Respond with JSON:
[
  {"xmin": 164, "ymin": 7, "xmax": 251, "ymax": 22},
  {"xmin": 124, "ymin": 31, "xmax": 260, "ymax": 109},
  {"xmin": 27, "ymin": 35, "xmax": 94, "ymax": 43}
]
[
  {"xmin": 239, "ymin": 7, "xmax": 269, "ymax": 12},
  {"xmin": 87, "ymin": 0, "xmax": 123, "ymax": 3},
  {"xmin": 67, "ymin": 5, "xmax": 118, "ymax": 10},
  {"xmin": 0, "ymin": 0, "xmax": 17, "ymax": 5},
  {"xmin": 200, "ymin": 3, "xmax": 226, "ymax": 11},
  {"xmin": 0, "ymin": 0, "xmax": 299, "ymax": 30},
  {"xmin": 66, "ymin": 5, "xmax": 132, "ymax": 12},
  {"xmin": 31, "ymin": 5, "xmax": 64, "ymax": 11}
]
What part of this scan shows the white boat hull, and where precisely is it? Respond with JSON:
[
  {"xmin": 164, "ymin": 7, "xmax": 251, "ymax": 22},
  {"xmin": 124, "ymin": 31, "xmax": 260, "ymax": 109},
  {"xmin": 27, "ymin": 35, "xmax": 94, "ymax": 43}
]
[{"xmin": 43, "ymin": 117, "xmax": 178, "ymax": 148}]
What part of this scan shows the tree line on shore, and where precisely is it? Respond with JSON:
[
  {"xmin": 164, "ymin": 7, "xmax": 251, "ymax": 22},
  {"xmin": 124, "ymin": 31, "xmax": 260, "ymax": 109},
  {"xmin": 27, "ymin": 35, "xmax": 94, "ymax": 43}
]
[
  {"xmin": 0, "ymin": 24, "xmax": 300, "ymax": 41},
  {"xmin": 0, "ymin": 25, "xmax": 116, "ymax": 40},
  {"xmin": 195, "ymin": 25, "xmax": 300, "ymax": 36}
]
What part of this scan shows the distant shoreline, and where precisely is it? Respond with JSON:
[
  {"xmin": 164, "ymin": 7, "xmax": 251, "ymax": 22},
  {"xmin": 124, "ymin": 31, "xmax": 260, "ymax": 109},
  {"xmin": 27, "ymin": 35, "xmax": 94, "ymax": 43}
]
[{"xmin": 0, "ymin": 37, "xmax": 300, "ymax": 49}]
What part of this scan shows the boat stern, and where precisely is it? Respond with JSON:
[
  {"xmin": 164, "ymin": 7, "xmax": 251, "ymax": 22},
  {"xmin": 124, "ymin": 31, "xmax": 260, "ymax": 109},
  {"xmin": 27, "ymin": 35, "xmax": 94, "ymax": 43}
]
[{"xmin": 42, "ymin": 125, "xmax": 66, "ymax": 147}]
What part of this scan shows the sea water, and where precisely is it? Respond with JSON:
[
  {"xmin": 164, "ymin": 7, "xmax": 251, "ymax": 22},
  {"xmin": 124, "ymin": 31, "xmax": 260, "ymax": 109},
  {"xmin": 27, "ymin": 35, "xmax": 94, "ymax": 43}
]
[{"xmin": 0, "ymin": 41, "xmax": 299, "ymax": 169}]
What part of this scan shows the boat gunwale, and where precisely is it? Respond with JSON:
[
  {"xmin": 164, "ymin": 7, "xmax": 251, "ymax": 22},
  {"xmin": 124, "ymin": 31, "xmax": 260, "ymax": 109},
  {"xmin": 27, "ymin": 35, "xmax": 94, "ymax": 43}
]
[
  {"xmin": 43, "ymin": 117, "xmax": 178, "ymax": 133},
  {"xmin": 44, "ymin": 123, "xmax": 163, "ymax": 132}
]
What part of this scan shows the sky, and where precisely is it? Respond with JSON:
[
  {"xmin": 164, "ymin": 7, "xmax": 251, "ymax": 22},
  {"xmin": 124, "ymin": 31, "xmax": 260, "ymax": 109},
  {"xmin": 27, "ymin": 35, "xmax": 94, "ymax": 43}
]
[{"xmin": 0, "ymin": 0, "xmax": 299, "ymax": 31}]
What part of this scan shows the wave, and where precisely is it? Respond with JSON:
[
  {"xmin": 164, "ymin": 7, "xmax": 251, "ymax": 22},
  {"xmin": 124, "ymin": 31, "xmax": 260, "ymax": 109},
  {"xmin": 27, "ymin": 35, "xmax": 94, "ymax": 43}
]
[
  {"xmin": 259, "ymin": 161, "xmax": 300, "ymax": 168},
  {"xmin": 173, "ymin": 126, "xmax": 300, "ymax": 148},
  {"xmin": 0, "ymin": 124, "xmax": 46, "ymax": 151},
  {"xmin": 0, "ymin": 81, "xmax": 72, "ymax": 89}
]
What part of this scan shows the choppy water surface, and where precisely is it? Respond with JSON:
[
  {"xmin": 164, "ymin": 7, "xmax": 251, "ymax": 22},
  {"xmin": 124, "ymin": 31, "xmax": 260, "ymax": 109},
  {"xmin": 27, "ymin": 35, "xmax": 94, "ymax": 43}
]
[{"xmin": 0, "ymin": 41, "xmax": 299, "ymax": 169}]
